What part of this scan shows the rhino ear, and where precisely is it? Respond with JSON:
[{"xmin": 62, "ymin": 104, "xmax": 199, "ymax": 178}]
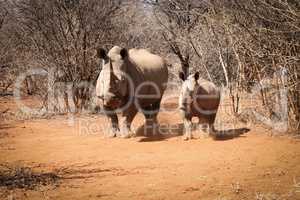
[
  {"xmin": 97, "ymin": 48, "xmax": 107, "ymax": 59},
  {"xmin": 179, "ymin": 72, "xmax": 185, "ymax": 81},
  {"xmin": 194, "ymin": 71, "xmax": 200, "ymax": 81},
  {"xmin": 120, "ymin": 48, "xmax": 128, "ymax": 59}
]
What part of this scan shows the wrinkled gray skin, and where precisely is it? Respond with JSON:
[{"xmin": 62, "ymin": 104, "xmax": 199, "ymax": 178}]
[
  {"xmin": 179, "ymin": 72, "xmax": 220, "ymax": 140},
  {"xmin": 96, "ymin": 46, "xmax": 168, "ymax": 138}
]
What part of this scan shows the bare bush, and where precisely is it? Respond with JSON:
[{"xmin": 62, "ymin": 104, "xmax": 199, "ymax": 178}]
[
  {"xmin": 151, "ymin": 0, "xmax": 299, "ymax": 132},
  {"xmin": 11, "ymin": 0, "xmax": 123, "ymax": 112},
  {"xmin": 0, "ymin": 1, "xmax": 18, "ymax": 96}
]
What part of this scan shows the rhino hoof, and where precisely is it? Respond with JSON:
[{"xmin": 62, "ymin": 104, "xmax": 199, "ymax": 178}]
[
  {"xmin": 106, "ymin": 131, "xmax": 117, "ymax": 138},
  {"xmin": 107, "ymin": 128, "xmax": 119, "ymax": 138},
  {"xmin": 183, "ymin": 134, "xmax": 193, "ymax": 141},
  {"xmin": 183, "ymin": 136, "xmax": 189, "ymax": 141},
  {"xmin": 107, "ymin": 133, "xmax": 117, "ymax": 138}
]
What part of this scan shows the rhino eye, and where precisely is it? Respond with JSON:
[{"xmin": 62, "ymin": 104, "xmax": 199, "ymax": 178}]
[
  {"xmin": 115, "ymin": 78, "xmax": 124, "ymax": 85},
  {"xmin": 103, "ymin": 59, "xmax": 109, "ymax": 64}
]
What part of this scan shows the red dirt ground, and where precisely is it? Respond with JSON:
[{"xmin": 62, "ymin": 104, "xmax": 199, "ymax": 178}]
[{"xmin": 0, "ymin": 96, "xmax": 300, "ymax": 200}]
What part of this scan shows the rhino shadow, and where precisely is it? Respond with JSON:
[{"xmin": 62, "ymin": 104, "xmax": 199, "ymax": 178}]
[
  {"xmin": 136, "ymin": 123, "xmax": 250, "ymax": 142},
  {"xmin": 136, "ymin": 123, "xmax": 197, "ymax": 142},
  {"xmin": 211, "ymin": 128, "xmax": 250, "ymax": 140}
]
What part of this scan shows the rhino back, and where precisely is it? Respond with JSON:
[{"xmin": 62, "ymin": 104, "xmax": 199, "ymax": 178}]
[
  {"xmin": 192, "ymin": 78, "xmax": 220, "ymax": 115},
  {"xmin": 129, "ymin": 49, "xmax": 168, "ymax": 84},
  {"xmin": 127, "ymin": 49, "xmax": 168, "ymax": 96}
]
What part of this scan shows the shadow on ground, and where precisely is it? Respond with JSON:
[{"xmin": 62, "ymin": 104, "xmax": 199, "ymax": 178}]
[
  {"xmin": 0, "ymin": 124, "xmax": 16, "ymax": 139},
  {"xmin": 136, "ymin": 123, "xmax": 250, "ymax": 142},
  {"xmin": 0, "ymin": 124, "xmax": 15, "ymax": 130},
  {"xmin": 211, "ymin": 128, "xmax": 250, "ymax": 140}
]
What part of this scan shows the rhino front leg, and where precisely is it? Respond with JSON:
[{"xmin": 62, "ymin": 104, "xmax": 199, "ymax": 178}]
[
  {"xmin": 183, "ymin": 118, "xmax": 192, "ymax": 140},
  {"xmin": 180, "ymin": 109, "xmax": 192, "ymax": 140},
  {"xmin": 120, "ymin": 108, "xmax": 137, "ymax": 138},
  {"xmin": 107, "ymin": 113, "xmax": 119, "ymax": 138}
]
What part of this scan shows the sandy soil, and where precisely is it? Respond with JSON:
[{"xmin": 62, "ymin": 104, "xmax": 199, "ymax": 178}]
[{"xmin": 0, "ymin": 96, "xmax": 300, "ymax": 200}]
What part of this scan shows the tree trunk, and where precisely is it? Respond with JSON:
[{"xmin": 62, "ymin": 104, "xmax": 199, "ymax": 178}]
[
  {"xmin": 25, "ymin": 76, "xmax": 36, "ymax": 95},
  {"xmin": 181, "ymin": 59, "xmax": 189, "ymax": 80},
  {"xmin": 218, "ymin": 49, "xmax": 229, "ymax": 87}
]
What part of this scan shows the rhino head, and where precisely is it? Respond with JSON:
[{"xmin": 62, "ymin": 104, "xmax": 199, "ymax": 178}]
[
  {"xmin": 96, "ymin": 46, "xmax": 130, "ymax": 109},
  {"xmin": 178, "ymin": 71, "xmax": 200, "ymax": 111}
]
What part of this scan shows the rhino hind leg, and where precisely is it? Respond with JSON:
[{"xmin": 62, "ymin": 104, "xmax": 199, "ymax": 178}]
[
  {"xmin": 197, "ymin": 113, "xmax": 217, "ymax": 138},
  {"xmin": 208, "ymin": 113, "xmax": 217, "ymax": 133},
  {"xmin": 142, "ymin": 101, "xmax": 161, "ymax": 137},
  {"xmin": 183, "ymin": 118, "xmax": 193, "ymax": 140},
  {"xmin": 202, "ymin": 114, "xmax": 217, "ymax": 136}
]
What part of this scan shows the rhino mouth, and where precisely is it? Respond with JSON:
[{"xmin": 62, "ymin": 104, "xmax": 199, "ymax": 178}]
[
  {"xmin": 106, "ymin": 101, "xmax": 121, "ymax": 109},
  {"xmin": 97, "ymin": 95, "xmax": 122, "ymax": 109},
  {"xmin": 104, "ymin": 98, "xmax": 124, "ymax": 110}
]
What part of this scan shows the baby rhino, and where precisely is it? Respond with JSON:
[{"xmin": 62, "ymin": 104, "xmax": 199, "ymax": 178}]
[{"xmin": 179, "ymin": 72, "xmax": 220, "ymax": 140}]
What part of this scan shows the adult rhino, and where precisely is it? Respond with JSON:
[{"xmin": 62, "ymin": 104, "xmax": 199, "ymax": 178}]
[
  {"xmin": 96, "ymin": 46, "xmax": 168, "ymax": 138},
  {"xmin": 178, "ymin": 72, "xmax": 220, "ymax": 140}
]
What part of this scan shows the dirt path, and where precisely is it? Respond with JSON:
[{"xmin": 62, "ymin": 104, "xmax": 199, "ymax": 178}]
[{"xmin": 0, "ymin": 98, "xmax": 300, "ymax": 200}]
